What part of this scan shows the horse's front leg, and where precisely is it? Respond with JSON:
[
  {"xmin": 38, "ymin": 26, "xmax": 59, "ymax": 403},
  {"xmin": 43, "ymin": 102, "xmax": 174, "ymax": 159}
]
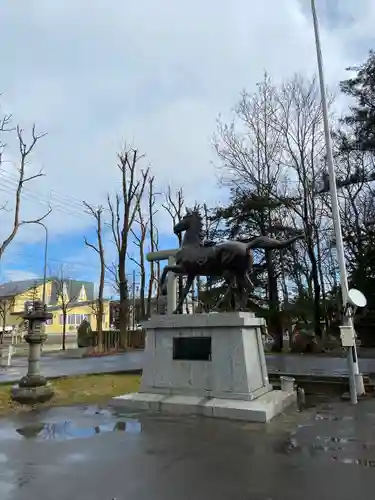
[
  {"xmin": 173, "ymin": 275, "xmax": 194, "ymax": 314},
  {"xmin": 159, "ymin": 265, "xmax": 183, "ymax": 294}
]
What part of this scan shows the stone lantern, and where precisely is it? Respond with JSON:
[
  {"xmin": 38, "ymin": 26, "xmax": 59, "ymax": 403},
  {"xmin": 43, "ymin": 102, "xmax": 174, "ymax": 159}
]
[{"xmin": 11, "ymin": 300, "xmax": 54, "ymax": 405}]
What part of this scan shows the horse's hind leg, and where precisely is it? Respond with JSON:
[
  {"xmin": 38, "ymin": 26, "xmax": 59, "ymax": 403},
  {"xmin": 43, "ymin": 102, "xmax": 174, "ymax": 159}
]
[
  {"xmin": 212, "ymin": 276, "xmax": 235, "ymax": 311},
  {"xmin": 236, "ymin": 274, "xmax": 250, "ymax": 311},
  {"xmin": 244, "ymin": 271, "xmax": 254, "ymax": 291}
]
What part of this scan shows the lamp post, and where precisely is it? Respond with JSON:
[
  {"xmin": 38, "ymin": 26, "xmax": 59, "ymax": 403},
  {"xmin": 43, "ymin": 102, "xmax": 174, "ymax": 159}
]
[{"xmin": 310, "ymin": 0, "xmax": 364, "ymax": 403}]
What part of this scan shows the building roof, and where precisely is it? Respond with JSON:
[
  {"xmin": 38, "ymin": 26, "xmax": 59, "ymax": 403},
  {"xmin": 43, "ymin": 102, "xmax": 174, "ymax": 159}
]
[
  {"xmin": 46, "ymin": 298, "xmax": 110, "ymax": 311},
  {"xmin": 0, "ymin": 278, "xmax": 95, "ymax": 304},
  {"xmin": 0, "ymin": 279, "xmax": 45, "ymax": 298}
]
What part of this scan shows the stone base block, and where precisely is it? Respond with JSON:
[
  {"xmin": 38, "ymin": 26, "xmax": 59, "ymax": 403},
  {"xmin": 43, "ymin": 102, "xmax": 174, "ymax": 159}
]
[
  {"xmin": 110, "ymin": 389, "xmax": 296, "ymax": 423},
  {"xmin": 11, "ymin": 382, "xmax": 54, "ymax": 405}
]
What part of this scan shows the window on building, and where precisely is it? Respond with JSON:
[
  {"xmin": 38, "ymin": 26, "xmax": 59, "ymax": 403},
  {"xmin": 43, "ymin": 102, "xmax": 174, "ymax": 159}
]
[
  {"xmin": 78, "ymin": 285, "xmax": 86, "ymax": 302},
  {"xmin": 59, "ymin": 314, "xmax": 91, "ymax": 326}
]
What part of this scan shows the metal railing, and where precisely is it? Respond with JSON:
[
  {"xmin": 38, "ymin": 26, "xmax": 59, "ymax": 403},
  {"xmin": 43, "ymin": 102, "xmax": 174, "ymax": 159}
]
[{"xmin": 92, "ymin": 329, "xmax": 145, "ymax": 351}]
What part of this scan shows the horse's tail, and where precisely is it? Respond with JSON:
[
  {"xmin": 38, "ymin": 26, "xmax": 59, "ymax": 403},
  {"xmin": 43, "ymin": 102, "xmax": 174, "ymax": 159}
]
[{"xmin": 246, "ymin": 233, "xmax": 304, "ymax": 250}]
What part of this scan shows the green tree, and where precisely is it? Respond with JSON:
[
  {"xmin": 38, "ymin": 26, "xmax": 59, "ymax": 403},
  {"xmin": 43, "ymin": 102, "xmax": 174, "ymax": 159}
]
[{"xmin": 340, "ymin": 50, "xmax": 375, "ymax": 151}]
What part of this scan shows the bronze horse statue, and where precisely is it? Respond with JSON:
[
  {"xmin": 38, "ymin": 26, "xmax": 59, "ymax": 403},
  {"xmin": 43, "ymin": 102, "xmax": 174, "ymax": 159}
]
[{"xmin": 160, "ymin": 208, "xmax": 304, "ymax": 313}]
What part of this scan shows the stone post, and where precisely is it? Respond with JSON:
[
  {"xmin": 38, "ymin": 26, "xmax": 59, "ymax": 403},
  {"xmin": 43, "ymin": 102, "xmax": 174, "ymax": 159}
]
[
  {"xmin": 11, "ymin": 300, "xmax": 54, "ymax": 405},
  {"xmin": 146, "ymin": 248, "xmax": 178, "ymax": 316},
  {"xmin": 167, "ymin": 255, "xmax": 177, "ymax": 315}
]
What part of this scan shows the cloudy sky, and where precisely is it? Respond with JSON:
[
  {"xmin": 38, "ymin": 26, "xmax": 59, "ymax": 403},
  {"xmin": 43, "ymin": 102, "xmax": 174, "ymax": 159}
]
[{"xmin": 0, "ymin": 0, "xmax": 374, "ymax": 293}]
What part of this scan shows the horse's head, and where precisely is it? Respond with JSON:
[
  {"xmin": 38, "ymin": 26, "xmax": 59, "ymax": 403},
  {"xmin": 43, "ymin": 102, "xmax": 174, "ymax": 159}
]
[{"xmin": 173, "ymin": 207, "xmax": 203, "ymax": 237}]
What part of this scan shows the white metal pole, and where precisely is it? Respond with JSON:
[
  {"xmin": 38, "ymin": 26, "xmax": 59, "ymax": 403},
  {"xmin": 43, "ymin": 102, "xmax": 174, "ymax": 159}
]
[
  {"xmin": 311, "ymin": 0, "xmax": 363, "ymax": 403},
  {"xmin": 167, "ymin": 256, "xmax": 177, "ymax": 315}
]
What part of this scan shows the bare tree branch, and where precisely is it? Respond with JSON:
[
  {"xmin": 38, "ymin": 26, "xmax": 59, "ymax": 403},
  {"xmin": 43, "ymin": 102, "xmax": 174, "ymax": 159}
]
[
  {"xmin": 83, "ymin": 201, "xmax": 106, "ymax": 344},
  {"xmin": 0, "ymin": 123, "xmax": 50, "ymax": 260}
]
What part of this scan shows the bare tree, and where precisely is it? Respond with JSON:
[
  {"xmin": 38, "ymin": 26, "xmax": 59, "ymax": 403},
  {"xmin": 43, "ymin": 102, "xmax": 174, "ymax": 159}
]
[
  {"xmin": 83, "ymin": 202, "xmax": 105, "ymax": 347},
  {"xmin": 128, "ymin": 203, "xmax": 148, "ymax": 321},
  {"xmin": 128, "ymin": 176, "xmax": 160, "ymax": 321},
  {"xmin": 214, "ymin": 74, "xmax": 289, "ymax": 349},
  {"xmin": 54, "ymin": 268, "xmax": 78, "ymax": 350},
  {"xmin": 107, "ymin": 146, "xmax": 149, "ymax": 338},
  {"xmin": 0, "ymin": 296, "xmax": 15, "ymax": 343},
  {"xmin": 271, "ymin": 75, "xmax": 329, "ymax": 336},
  {"xmin": 146, "ymin": 176, "xmax": 159, "ymax": 317},
  {"xmin": 0, "ymin": 122, "xmax": 51, "ymax": 260},
  {"xmin": 162, "ymin": 185, "xmax": 184, "ymax": 313}
]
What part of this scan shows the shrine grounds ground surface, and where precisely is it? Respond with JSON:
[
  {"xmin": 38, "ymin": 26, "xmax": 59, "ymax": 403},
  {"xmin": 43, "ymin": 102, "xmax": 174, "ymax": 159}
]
[
  {"xmin": 3, "ymin": 351, "xmax": 375, "ymax": 385},
  {"xmin": 1, "ymin": 396, "xmax": 375, "ymax": 500}
]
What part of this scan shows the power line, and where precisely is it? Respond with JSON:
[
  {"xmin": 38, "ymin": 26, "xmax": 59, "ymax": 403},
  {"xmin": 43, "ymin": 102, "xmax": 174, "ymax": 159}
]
[
  {"xmin": 0, "ymin": 183, "xmax": 87, "ymax": 220},
  {"xmin": 0, "ymin": 171, "xmax": 110, "ymax": 221},
  {"xmin": 1, "ymin": 171, "xmax": 89, "ymax": 208}
]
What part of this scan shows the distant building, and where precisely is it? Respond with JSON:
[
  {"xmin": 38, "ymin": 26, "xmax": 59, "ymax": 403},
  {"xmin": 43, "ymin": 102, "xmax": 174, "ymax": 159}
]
[{"xmin": 0, "ymin": 278, "xmax": 111, "ymax": 334}]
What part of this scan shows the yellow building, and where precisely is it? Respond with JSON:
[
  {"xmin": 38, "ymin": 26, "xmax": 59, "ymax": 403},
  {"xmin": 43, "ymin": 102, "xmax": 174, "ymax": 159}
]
[{"xmin": 0, "ymin": 278, "xmax": 110, "ymax": 335}]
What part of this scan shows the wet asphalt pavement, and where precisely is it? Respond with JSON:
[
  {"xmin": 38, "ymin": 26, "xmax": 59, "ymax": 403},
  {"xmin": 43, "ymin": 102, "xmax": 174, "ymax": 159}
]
[
  {"xmin": 1, "ymin": 397, "xmax": 375, "ymax": 499},
  {"xmin": 2, "ymin": 351, "xmax": 375, "ymax": 384},
  {"xmin": 0, "ymin": 352, "xmax": 144, "ymax": 383},
  {"xmin": 266, "ymin": 353, "xmax": 375, "ymax": 376}
]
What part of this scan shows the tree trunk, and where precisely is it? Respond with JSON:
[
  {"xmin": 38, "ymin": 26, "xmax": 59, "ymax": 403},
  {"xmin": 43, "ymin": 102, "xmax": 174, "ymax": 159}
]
[
  {"xmin": 140, "ymin": 271, "xmax": 146, "ymax": 320},
  {"xmin": 97, "ymin": 213, "xmax": 106, "ymax": 349},
  {"xmin": 96, "ymin": 300, "xmax": 104, "ymax": 351},
  {"xmin": 316, "ymin": 235, "xmax": 328, "ymax": 332},
  {"xmin": 139, "ymin": 239, "xmax": 146, "ymax": 319},
  {"xmin": 1, "ymin": 313, "xmax": 5, "ymax": 344},
  {"xmin": 62, "ymin": 312, "xmax": 67, "ymax": 350},
  {"xmin": 266, "ymin": 250, "xmax": 283, "ymax": 352},
  {"xmin": 118, "ymin": 258, "xmax": 129, "ymax": 344},
  {"xmin": 146, "ymin": 265, "xmax": 155, "ymax": 318},
  {"xmin": 306, "ymin": 242, "xmax": 322, "ymax": 337},
  {"xmin": 96, "ymin": 263, "xmax": 105, "ymax": 349}
]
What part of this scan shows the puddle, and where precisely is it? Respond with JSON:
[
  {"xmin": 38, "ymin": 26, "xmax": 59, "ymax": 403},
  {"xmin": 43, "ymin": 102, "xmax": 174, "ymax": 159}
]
[
  {"xmin": 275, "ymin": 431, "xmax": 375, "ymax": 467},
  {"xmin": 0, "ymin": 418, "xmax": 141, "ymax": 441},
  {"xmin": 18, "ymin": 419, "xmax": 141, "ymax": 441},
  {"xmin": 314, "ymin": 413, "xmax": 353, "ymax": 422},
  {"xmin": 332, "ymin": 457, "xmax": 375, "ymax": 467}
]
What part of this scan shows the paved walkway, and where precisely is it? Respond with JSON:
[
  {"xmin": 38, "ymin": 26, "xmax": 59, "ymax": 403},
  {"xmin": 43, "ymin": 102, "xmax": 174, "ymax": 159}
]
[
  {"xmin": 1, "ymin": 396, "xmax": 375, "ymax": 499},
  {"xmin": 266, "ymin": 353, "xmax": 375, "ymax": 376},
  {"xmin": 2, "ymin": 351, "xmax": 375, "ymax": 384},
  {"xmin": 0, "ymin": 352, "xmax": 144, "ymax": 383}
]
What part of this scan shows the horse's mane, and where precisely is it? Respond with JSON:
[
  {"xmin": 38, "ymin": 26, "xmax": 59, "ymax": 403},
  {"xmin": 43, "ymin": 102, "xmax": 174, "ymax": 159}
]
[{"xmin": 186, "ymin": 206, "xmax": 205, "ymax": 241}]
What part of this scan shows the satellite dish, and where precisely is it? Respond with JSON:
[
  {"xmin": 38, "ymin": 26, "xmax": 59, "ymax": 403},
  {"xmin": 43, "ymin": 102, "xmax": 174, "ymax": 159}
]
[{"xmin": 348, "ymin": 289, "xmax": 367, "ymax": 309}]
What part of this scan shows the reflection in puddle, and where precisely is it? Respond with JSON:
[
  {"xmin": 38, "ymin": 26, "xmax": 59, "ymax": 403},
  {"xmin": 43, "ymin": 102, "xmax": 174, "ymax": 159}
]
[
  {"xmin": 13, "ymin": 419, "xmax": 141, "ymax": 441},
  {"xmin": 332, "ymin": 457, "xmax": 375, "ymax": 467},
  {"xmin": 277, "ymin": 432, "xmax": 375, "ymax": 467},
  {"xmin": 314, "ymin": 413, "xmax": 354, "ymax": 422}
]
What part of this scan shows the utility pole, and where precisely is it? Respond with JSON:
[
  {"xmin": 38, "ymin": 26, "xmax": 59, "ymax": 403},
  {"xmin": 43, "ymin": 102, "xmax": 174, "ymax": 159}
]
[{"xmin": 311, "ymin": 0, "xmax": 364, "ymax": 403}]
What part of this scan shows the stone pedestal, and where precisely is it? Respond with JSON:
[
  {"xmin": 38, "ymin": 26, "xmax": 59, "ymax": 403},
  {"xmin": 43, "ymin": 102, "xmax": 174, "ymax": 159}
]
[{"xmin": 111, "ymin": 312, "xmax": 296, "ymax": 423}]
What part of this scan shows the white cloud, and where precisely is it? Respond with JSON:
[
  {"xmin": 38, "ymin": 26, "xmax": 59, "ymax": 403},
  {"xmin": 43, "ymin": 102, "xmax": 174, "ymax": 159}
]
[
  {"xmin": 2, "ymin": 269, "xmax": 39, "ymax": 283},
  {"xmin": 0, "ymin": 0, "xmax": 374, "ymax": 251}
]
